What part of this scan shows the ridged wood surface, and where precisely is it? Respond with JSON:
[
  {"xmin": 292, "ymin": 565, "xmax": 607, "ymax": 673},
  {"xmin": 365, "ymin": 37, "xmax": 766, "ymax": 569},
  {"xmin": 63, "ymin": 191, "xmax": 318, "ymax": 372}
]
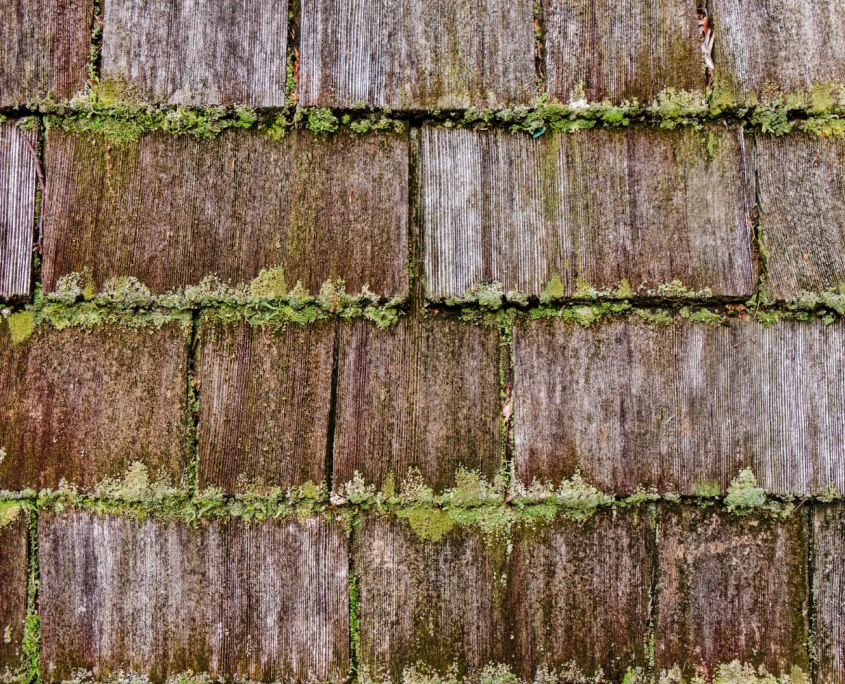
[
  {"xmin": 299, "ymin": 0, "xmax": 535, "ymax": 110},
  {"xmin": 507, "ymin": 510, "xmax": 654, "ymax": 681},
  {"xmin": 0, "ymin": 507, "xmax": 28, "ymax": 671},
  {"xmin": 655, "ymin": 506, "xmax": 809, "ymax": 678},
  {"xmin": 0, "ymin": 0, "xmax": 92, "ymax": 106},
  {"xmin": 421, "ymin": 126, "xmax": 755, "ymax": 300},
  {"xmin": 545, "ymin": 0, "xmax": 702, "ymax": 104},
  {"xmin": 813, "ymin": 504, "xmax": 845, "ymax": 684},
  {"xmin": 333, "ymin": 318, "xmax": 501, "ymax": 493},
  {"xmin": 0, "ymin": 321, "xmax": 189, "ymax": 492},
  {"xmin": 711, "ymin": 0, "xmax": 845, "ymax": 102},
  {"xmin": 0, "ymin": 121, "xmax": 36, "ymax": 301},
  {"xmin": 353, "ymin": 517, "xmax": 508, "ymax": 681},
  {"xmin": 514, "ymin": 317, "xmax": 845, "ymax": 496},
  {"xmin": 41, "ymin": 129, "xmax": 409, "ymax": 298},
  {"xmin": 101, "ymin": 0, "xmax": 288, "ymax": 106},
  {"xmin": 754, "ymin": 134, "xmax": 845, "ymax": 300},
  {"xmin": 197, "ymin": 318, "xmax": 335, "ymax": 494},
  {"xmin": 39, "ymin": 511, "xmax": 349, "ymax": 682}
]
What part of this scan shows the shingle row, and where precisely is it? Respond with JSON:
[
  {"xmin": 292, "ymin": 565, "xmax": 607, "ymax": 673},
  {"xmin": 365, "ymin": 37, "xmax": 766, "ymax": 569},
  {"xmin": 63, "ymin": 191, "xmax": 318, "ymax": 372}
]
[
  {"xmin": 4, "ymin": 505, "xmax": 845, "ymax": 682},
  {"xmin": 4, "ymin": 0, "xmax": 845, "ymax": 108},
  {"xmin": 3, "ymin": 123, "xmax": 845, "ymax": 303}
]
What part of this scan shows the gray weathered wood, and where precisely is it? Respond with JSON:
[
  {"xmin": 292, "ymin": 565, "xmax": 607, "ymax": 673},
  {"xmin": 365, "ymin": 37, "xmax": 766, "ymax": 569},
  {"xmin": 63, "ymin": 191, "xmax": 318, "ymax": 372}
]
[
  {"xmin": 197, "ymin": 318, "xmax": 336, "ymax": 494},
  {"xmin": 508, "ymin": 510, "xmax": 654, "ymax": 682},
  {"xmin": 0, "ymin": 321, "xmax": 189, "ymax": 492},
  {"xmin": 299, "ymin": 0, "xmax": 535, "ymax": 110},
  {"xmin": 39, "ymin": 510, "xmax": 349, "ymax": 682},
  {"xmin": 544, "ymin": 0, "xmax": 703, "ymax": 104},
  {"xmin": 656, "ymin": 506, "xmax": 809, "ymax": 679},
  {"xmin": 754, "ymin": 134, "xmax": 845, "ymax": 300},
  {"xmin": 421, "ymin": 126, "xmax": 756, "ymax": 300},
  {"xmin": 0, "ymin": 0, "xmax": 92, "ymax": 107},
  {"xmin": 101, "ymin": 0, "xmax": 288, "ymax": 107},
  {"xmin": 0, "ymin": 121, "xmax": 36, "ymax": 301},
  {"xmin": 353, "ymin": 516, "xmax": 508, "ymax": 681},
  {"xmin": 813, "ymin": 504, "xmax": 845, "ymax": 684},
  {"xmin": 0, "ymin": 506, "xmax": 28, "ymax": 672},
  {"xmin": 514, "ymin": 317, "xmax": 845, "ymax": 496},
  {"xmin": 333, "ymin": 318, "xmax": 501, "ymax": 493},
  {"xmin": 41, "ymin": 129, "xmax": 409, "ymax": 299},
  {"xmin": 711, "ymin": 0, "xmax": 845, "ymax": 103}
]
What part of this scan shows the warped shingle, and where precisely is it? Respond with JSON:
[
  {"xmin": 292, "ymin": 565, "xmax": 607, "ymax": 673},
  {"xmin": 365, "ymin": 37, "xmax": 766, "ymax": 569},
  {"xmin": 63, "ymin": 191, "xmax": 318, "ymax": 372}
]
[
  {"xmin": 39, "ymin": 511, "xmax": 349, "ymax": 682},
  {"xmin": 813, "ymin": 504, "xmax": 845, "ymax": 684},
  {"xmin": 197, "ymin": 317, "xmax": 336, "ymax": 494},
  {"xmin": 0, "ymin": 506, "xmax": 28, "ymax": 672},
  {"xmin": 508, "ymin": 510, "xmax": 654, "ymax": 682},
  {"xmin": 41, "ymin": 129, "xmax": 409, "ymax": 299},
  {"xmin": 0, "ymin": 121, "xmax": 37, "ymax": 301},
  {"xmin": 353, "ymin": 516, "xmax": 508, "ymax": 681},
  {"xmin": 333, "ymin": 318, "xmax": 501, "ymax": 493},
  {"xmin": 755, "ymin": 134, "xmax": 845, "ymax": 300},
  {"xmin": 0, "ymin": 320, "xmax": 189, "ymax": 492},
  {"xmin": 514, "ymin": 317, "xmax": 845, "ymax": 496},
  {"xmin": 101, "ymin": 0, "xmax": 288, "ymax": 106},
  {"xmin": 544, "ymin": 0, "xmax": 703, "ymax": 104},
  {"xmin": 656, "ymin": 506, "xmax": 809, "ymax": 679},
  {"xmin": 421, "ymin": 126, "xmax": 756, "ymax": 300},
  {"xmin": 0, "ymin": 0, "xmax": 92, "ymax": 107},
  {"xmin": 711, "ymin": 0, "xmax": 845, "ymax": 103},
  {"xmin": 299, "ymin": 0, "xmax": 535, "ymax": 110}
]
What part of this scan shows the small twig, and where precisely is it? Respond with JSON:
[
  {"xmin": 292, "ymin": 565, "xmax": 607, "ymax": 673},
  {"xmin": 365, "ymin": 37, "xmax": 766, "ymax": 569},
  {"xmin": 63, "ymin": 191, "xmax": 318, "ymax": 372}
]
[
  {"xmin": 698, "ymin": 9, "xmax": 715, "ymax": 87},
  {"xmin": 23, "ymin": 134, "xmax": 45, "ymax": 253}
]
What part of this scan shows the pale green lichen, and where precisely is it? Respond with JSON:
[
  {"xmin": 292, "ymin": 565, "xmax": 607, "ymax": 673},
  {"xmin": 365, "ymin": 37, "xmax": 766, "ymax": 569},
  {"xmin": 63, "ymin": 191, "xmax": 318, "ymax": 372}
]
[
  {"xmin": 5, "ymin": 311, "xmax": 35, "ymax": 346},
  {"xmin": 0, "ymin": 503, "xmax": 21, "ymax": 530},
  {"xmin": 657, "ymin": 661, "xmax": 807, "ymax": 684},
  {"xmin": 724, "ymin": 469, "xmax": 767, "ymax": 514},
  {"xmin": 360, "ymin": 662, "xmax": 603, "ymax": 684}
]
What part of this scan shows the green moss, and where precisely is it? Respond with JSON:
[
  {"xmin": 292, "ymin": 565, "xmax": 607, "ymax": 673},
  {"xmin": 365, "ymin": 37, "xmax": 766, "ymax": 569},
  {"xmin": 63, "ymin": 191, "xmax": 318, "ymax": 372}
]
[
  {"xmin": 658, "ymin": 661, "xmax": 807, "ymax": 684},
  {"xmin": 724, "ymin": 469, "xmax": 767, "ymax": 514},
  {"xmin": 247, "ymin": 265, "xmax": 288, "ymax": 299},
  {"xmin": 305, "ymin": 108, "xmax": 339, "ymax": 134},
  {"xmin": 679, "ymin": 307, "xmax": 725, "ymax": 326},
  {"xmin": 0, "ymin": 502, "xmax": 21, "ymax": 530},
  {"xmin": 6, "ymin": 312, "xmax": 35, "ymax": 346},
  {"xmin": 692, "ymin": 480, "xmax": 721, "ymax": 498},
  {"xmin": 405, "ymin": 507, "xmax": 456, "ymax": 542},
  {"xmin": 349, "ymin": 572, "xmax": 361, "ymax": 674}
]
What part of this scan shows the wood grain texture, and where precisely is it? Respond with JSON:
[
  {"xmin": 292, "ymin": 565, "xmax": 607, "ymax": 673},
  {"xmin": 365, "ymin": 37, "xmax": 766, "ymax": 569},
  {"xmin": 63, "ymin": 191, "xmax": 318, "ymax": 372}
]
[
  {"xmin": 0, "ymin": 507, "xmax": 28, "ymax": 672},
  {"xmin": 0, "ymin": 0, "xmax": 92, "ymax": 107},
  {"xmin": 0, "ymin": 121, "xmax": 36, "ymax": 301},
  {"xmin": 508, "ymin": 510, "xmax": 654, "ymax": 682},
  {"xmin": 813, "ymin": 504, "xmax": 845, "ymax": 684},
  {"xmin": 754, "ymin": 134, "xmax": 845, "ymax": 300},
  {"xmin": 101, "ymin": 0, "xmax": 288, "ymax": 106},
  {"xmin": 333, "ymin": 318, "xmax": 501, "ymax": 493},
  {"xmin": 544, "ymin": 0, "xmax": 702, "ymax": 104},
  {"xmin": 421, "ymin": 126, "xmax": 755, "ymax": 300},
  {"xmin": 39, "ymin": 510, "xmax": 349, "ymax": 683},
  {"xmin": 711, "ymin": 0, "xmax": 845, "ymax": 102},
  {"xmin": 353, "ymin": 516, "xmax": 509, "ymax": 681},
  {"xmin": 41, "ymin": 129, "xmax": 409, "ymax": 298},
  {"xmin": 299, "ymin": 0, "xmax": 535, "ymax": 110},
  {"xmin": 0, "ymin": 321, "xmax": 188, "ymax": 492},
  {"xmin": 197, "ymin": 318, "xmax": 335, "ymax": 494},
  {"xmin": 514, "ymin": 317, "xmax": 845, "ymax": 497},
  {"xmin": 655, "ymin": 506, "xmax": 809, "ymax": 678}
]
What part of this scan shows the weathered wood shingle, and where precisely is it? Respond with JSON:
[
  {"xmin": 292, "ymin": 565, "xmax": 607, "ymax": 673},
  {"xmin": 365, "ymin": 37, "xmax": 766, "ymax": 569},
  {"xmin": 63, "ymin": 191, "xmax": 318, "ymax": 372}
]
[
  {"xmin": 333, "ymin": 318, "xmax": 501, "ymax": 493},
  {"xmin": 197, "ymin": 318, "xmax": 335, "ymax": 494},
  {"xmin": 0, "ymin": 506, "xmax": 28, "ymax": 672},
  {"xmin": 42, "ymin": 129, "xmax": 409, "ymax": 299},
  {"xmin": 353, "ymin": 517, "xmax": 508, "ymax": 681},
  {"xmin": 39, "ymin": 511, "xmax": 349, "ymax": 682},
  {"xmin": 0, "ymin": 121, "xmax": 36, "ymax": 301},
  {"xmin": 754, "ymin": 134, "xmax": 845, "ymax": 300},
  {"xmin": 655, "ymin": 507, "xmax": 809, "ymax": 679},
  {"xmin": 0, "ymin": 320, "xmax": 189, "ymax": 492},
  {"xmin": 299, "ymin": 0, "xmax": 535, "ymax": 110},
  {"xmin": 544, "ymin": 0, "xmax": 703, "ymax": 104},
  {"xmin": 421, "ymin": 126, "xmax": 755, "ymax": 300},
  {"xmin": 514, "ymin": 317, "xmax": 845, "ymax": 496},
  {"xmin": 507, "ymin": 510, "xmax": 654, "ymax": 682},
  {"xmin": 813, "ymin": 504, "xmax": 845, "ymax": 684},
  {"xmin": 0, "ymin": 0, "xmax": 92, "ymax": 107},
  {"xmin": 101, "ymin": 0, "xmax": 288, "ymax": 106},
  {"xmin": 711, "ymin": 0, "xmax": 845, "ymax": 103}
]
